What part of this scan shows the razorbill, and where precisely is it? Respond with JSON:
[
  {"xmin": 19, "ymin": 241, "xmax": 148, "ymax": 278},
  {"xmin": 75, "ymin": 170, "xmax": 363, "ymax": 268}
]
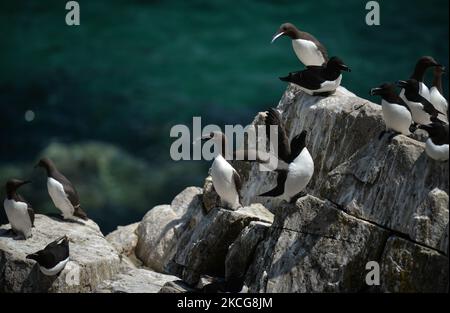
[
  {"xmin": 279, "ymin": 56, "xmax": 350, "ymax": 96},
  {"xmin": 271, "ymin": 22, "xmax": 328, "ymax": 67},
  {"xmin": 399, "ymin": 56, "xmax": 442, "ymax": 102},
  {"xmin": 429, "ymin": 66, "xmax": 448, "ymax": 118},
  {"xmin": 397, "ymin": 79, "xmax": 447, "ymax": 125},
  {"xmin": 259, "ymin": 108, "xmax": 314, "ymax": 202},
  {"xmin": 3, "ymin": 179, "xmax": 34, "ymax": 239},
  {"xmin": 370, "ymin": 83, "xmax": 413, "ymax": 141},
  {"xmin": 27, "ymin": 235, "xmax": 70, "ymax": 276},
  {"xmin": 201, "ymin": 132, "xmax": 242, "ymax": 210},
  {"xmin": 35, "ymin": 158, "xmax": 88, "ymax": 220},
  {"xmin": 417, "ymin": 121, "xmax": 449, "ymax": 161}
]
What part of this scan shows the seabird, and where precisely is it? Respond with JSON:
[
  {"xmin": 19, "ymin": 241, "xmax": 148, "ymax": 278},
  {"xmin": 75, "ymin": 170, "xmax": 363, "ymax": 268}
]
[
  {"xmin": 258, "ymin": 108, "xmax": 314, "ymax": 202},
  {"xmin": 399, "ymin": 56, "xmax": 442, "ymax": 102},
  {"xmin": 417, "ymin": 121, "xmax": 449, "ymax": 161},
  {"xmin": 370, "ymin": 83, "xmax": 413, "ymax": 141},
  {"xmin": 201, "ymin": 132, "xmax": 242, "ymax": 210},
  {"xmin": 27, "ymin": 235, "xmax": 70, "ymax": 276},
  {"xmin": 3, "ymin": 179, "xmax": 34, "ymax": 239},
  {"xmin": 397, "ymin": 79, "xmax": 447, "ymax": 125},
  {"xmin": 429, "ymin": 66, "xmax": 448, "ymax": 118},
  {"xmin": 271, "ymin": 22, "xmax": 329, "ymax": 67},
  {"xmin": 35, "ymin": 158, "xmax": 88, "ymax": 220},
  {"xmin": 279, "ymin": 56, "xmax": 350, "ymax": 96}
]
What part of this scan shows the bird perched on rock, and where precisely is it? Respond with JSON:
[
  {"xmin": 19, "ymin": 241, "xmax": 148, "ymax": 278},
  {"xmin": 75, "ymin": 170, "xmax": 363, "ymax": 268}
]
[
  {"xmin": 271, "ymin": 22, "xmax": 328, "ymax": 67},
  {"xmin": 417, "ymin": 121, "xmax": 449, "ymax": 161},
  {"xmin": 399, "ymin": 56, "xmax": 442, "ymax": 102},
  {"xmin": 3, "ymin": 179, "xmax": 34, "ymax": 239},
  {"xmin": 370, "ymin": 83, "xmax": 413, "ymax": 141},
  {"xmin": 397, "ymin": 79, "xmax": 447, "ymax": 125},
  {"xmin": 279, "ymin": 56, "xmax": 350, "ymax": 96},
  {"xmin": 201, "ymin": 132, "xmax": 242, "ymax": 210},
  {"xmin": 429, "ymin": 66, "xmax": 448, "ymax": 119},
  {"xmin": 27, "ymin": 235, "xmax": 70, "ymax": 276},
  {"xmin": 258, "ymin": 108, "xmax": 314, "ymax": 203},
  {"xmin": 35, "ymin": 158, "xmax": 88, "ymax": 220}
]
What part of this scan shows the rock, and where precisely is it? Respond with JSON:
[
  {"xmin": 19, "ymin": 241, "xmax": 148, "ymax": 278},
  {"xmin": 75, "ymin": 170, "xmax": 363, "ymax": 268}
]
[
  {"xmin": 325, "ymin": 135, "xmax": 449, "ymax": 253},
  {"xmin": 202, "ymin": 176, "xmax": 220, "ymax": 213},
  {"xmin": 135, "ymin": 187, "xmax": 204, "ymax": 272},
  {"xmin": 0, "ymin": 214, "xmax": 120, "ymax": 292},
  {"xmin": 225, "ymin": 221, "xmax": 271, "ymax": 291},
  {"xmin": 244, "ymin": 195, "xmax": 389, "ymax": 292},
  {"xmin": 95, "ymin": 268, "xmax": 179, "ymax": 293},
  {"xmin": 159, "ymin": 280, "xmax": 196, "ymax": 293},
  {"xmin": 380, "ymin": 236, "xmax": 448, "ymax": 292},
  {"xmin": 172, "ymin": 204, "xmax": 273, "ymax": 285},
  {"xmin": 106, "ymin": 222, "xmax": 141, "ymax": 268}
]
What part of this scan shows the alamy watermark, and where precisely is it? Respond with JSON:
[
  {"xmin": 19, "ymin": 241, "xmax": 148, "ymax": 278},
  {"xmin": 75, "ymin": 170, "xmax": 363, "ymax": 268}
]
[{"xmin": 169, "ymin": 117, "xmax": 280, "ymax": 171}]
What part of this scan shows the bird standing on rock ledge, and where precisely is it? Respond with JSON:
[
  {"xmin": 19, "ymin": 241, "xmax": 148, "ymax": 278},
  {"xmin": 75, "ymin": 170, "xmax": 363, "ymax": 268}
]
[
  {"xmin": 258, "ymin": 108, "xmax": 314, "ymax": 203},
  {"xmin": 35, "ymin": 158, "xmax": 88, "ymax": 221},
  {"xmin": 271, "ymin": 22, "xmax": 329, "ymax": 67},
  {"xmin": 279, "ymin": 56, "xmax": 351, "ymax": 96},
  {"xmin": 3, "ymin": 179, "xmax": 35, "ymax": 239},
  {"xmin": 201, "ymin": 132, "xmax": 242, "ymax": 210}
]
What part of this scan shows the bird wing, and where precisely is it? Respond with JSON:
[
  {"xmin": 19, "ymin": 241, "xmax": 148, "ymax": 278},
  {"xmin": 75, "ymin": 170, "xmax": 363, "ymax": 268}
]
[
  {"xmin": 265, "ymin": 108, "xmax": 291, "ymax": 163},
  {"xmin": 300, "ymin": 31, "xmax": 329, "ymax": 64},
  {"xmin": 258, "ymin": 169, "xmax": 288, "ymax": 197},
  {"xmin": 53, "ymin": 172, "xmax": 80, "ymax": 208}
]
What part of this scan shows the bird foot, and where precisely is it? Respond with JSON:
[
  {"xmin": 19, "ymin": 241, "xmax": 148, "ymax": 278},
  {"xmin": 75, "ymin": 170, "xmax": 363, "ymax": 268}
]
[{"xmin": 387, "ymin": 132, "xmax": 400, "ymax": 143}]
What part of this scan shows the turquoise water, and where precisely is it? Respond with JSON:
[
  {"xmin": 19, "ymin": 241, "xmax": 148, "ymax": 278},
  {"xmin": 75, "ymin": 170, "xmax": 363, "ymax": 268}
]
[{"xmin": 0, "ymin": 0, "xmax": 448, "ymax": 231}]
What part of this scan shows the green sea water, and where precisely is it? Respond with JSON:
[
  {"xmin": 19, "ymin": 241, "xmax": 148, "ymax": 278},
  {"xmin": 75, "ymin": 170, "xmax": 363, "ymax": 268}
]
[{"xmin": 0, "ymin": 0, "xmax": 448, "ymax": 232}]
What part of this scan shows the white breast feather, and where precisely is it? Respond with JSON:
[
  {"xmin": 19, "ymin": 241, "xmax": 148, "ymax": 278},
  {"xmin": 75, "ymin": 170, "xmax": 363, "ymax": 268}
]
[
  {"xmin": 425, "ymin": 139, "xmax": 449, "ymax": 161},
  {"xmin": 3, "ymin": 199, "xmax": 32, "ymax": 238},
  {"xmin": 210, "ymin": 155, "xmax": 240, "ymax": 209},
  {"xmin": 282, "ymin": 148, "xmax": 314, "ymax": 200},
  {"xmin": 47, "ymin": 178, "xmax": 74, "ymax": 219},
  {"xmin": 381, "ymin": 100, "xmax": 412, "ymax": 135},
  {"xmin": 292, "ymin": 39, "xmax": 326, "ymax": 66}
]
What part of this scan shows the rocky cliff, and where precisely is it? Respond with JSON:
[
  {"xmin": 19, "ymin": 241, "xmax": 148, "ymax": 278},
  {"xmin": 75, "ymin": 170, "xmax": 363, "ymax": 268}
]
[{"xmin": 1, "ymin": 85, "xmax": 448, "ymax": 293}]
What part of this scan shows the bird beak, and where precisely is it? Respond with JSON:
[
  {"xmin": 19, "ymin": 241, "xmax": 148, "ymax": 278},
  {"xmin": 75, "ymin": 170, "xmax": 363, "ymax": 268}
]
[
  {"xmin": 271, "ymin": 31, "xmax": 285, "ymax": 44},
  {"xmin": 396, "ymin": 80, "xmax": 408, "ymax": 88},
  {"xmin": 340, "ymin": 64, "xmax": 351, "ymax": 72},
  {"xmin": 370, "ymin": 87, "xmax": 381, "ymax": 96},
  {"xmin": 19, "ymin": 180, "xmax": 32, "ymax": 187}
]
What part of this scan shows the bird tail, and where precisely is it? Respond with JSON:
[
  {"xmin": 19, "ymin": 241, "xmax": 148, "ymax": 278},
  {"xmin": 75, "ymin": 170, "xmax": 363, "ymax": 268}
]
[
  {"xmin": 74, "ymin": 205, "xmax": 88, "ymax": 220},
  {"xmin": 258, "ymin": 186, "xmax": 283, "ymax": 197}
]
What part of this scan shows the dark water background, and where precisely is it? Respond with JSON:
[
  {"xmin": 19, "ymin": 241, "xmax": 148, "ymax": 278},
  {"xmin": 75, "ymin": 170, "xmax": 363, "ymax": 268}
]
[{"xmin": 0, "ymin": 0, "xmax": 448, "ymax": 233}]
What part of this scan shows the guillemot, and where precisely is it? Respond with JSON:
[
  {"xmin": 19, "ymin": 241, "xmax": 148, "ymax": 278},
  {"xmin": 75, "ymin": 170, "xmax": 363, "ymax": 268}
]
[
  {"xmin": 3, "ymin": 179, "xmax": 34, "ymax": 239},
  {"xmin": 27, "ymin": 235, "xmax": 70, "ymax": 276},
  {"xmin": 201, "ymin": 132, "xmax": 242, "ymax": 210},
  {"xmin": 271, "ymin": 22, "xmax": 328, "ymax": 67},
  {"xmin": 35, "ymin": 158, "xmax": 88, "ymax": 220},
  {"xmin": 429, "ymin": 66, "xmax": 448, "ymax": 119},
  {"xmin": 418, "ymin": 121, "xmax": 449, "ymax": 161},
  {"xmin": 258, "ymin": 108, "xmax": 314, "ymax": 202},
  {"xmin": 399, "ymin": 56, "xmax": 442, "ymax": 102},
  {"xmin": 397, "ymin": 79, "xmax": 447, "ymax": 125},
  {"xmin": 370, "ymin": 83, "xmax": 413, "ymax": 141},
  {"xmin": 279, "ymin": 56, "xmax": 350, "ymax": 96}
]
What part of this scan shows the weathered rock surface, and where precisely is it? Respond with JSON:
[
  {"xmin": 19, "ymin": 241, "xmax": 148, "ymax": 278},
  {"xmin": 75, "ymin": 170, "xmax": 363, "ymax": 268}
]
[
  {"xmin": 135, "ymin": 187, "xmax": 204, "ymax": 272},
  {"xmin": 380, "ymin": 237, "xmax": 448, "ymax": 292},
  {"xmin": 95, "ymin": 268, "xmax": 179, "ymax": 293},
  {"xmin": 0, "ymin": 214, "xmax": 121, "ymax": 292},
  {"xmin": 244, "ymin": 196, "xmax": 390, "ymax": 292},
  {"xmin": 172, "ymin": 204, "xmax": 273, "ymax": 285}
]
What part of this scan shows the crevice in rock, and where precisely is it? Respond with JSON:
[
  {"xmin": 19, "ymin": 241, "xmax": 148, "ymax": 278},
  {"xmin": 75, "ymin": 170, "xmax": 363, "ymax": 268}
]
[{"xmin": 324, "ymin": 197, "xmax": 448, "ymax": 256}]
